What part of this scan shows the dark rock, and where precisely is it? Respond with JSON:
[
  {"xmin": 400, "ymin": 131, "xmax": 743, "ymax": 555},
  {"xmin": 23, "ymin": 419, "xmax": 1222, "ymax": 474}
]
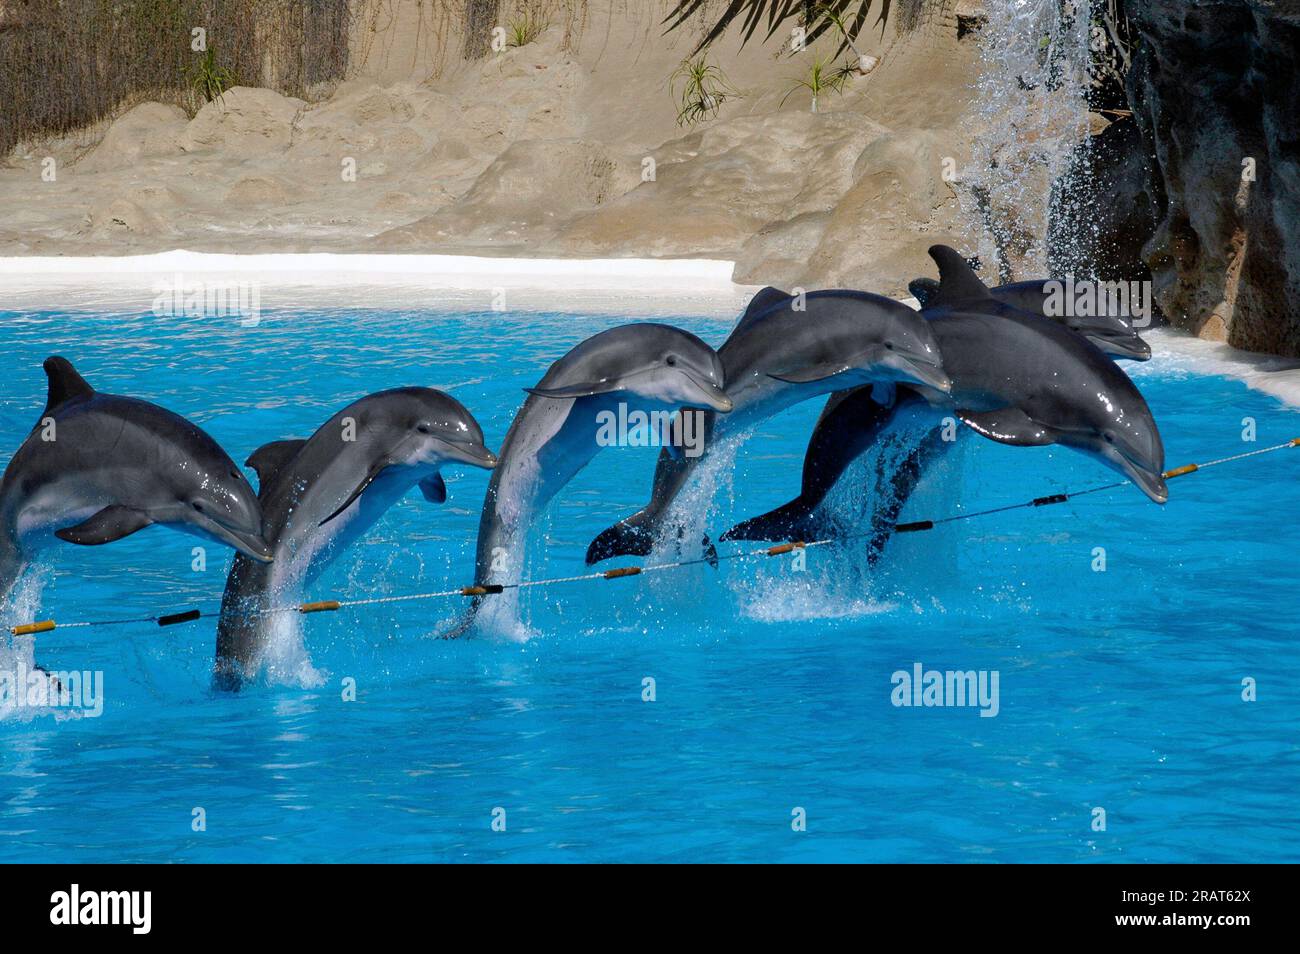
[{"xmin": 1126, "ymin": 0, "xmax": 1300, "ymax": 354}]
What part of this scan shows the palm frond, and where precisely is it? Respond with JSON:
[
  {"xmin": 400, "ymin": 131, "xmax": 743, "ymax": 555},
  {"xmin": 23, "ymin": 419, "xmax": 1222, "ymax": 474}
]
[{"xmin": 663, "ymin": 0, "xmax": 893, "ymax": 57}]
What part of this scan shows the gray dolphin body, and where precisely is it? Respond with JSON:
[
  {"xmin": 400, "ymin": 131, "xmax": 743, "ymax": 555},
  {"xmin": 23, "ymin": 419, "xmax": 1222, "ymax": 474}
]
[
  {"xmin": 0, "ymin": 357, "xmax": 271, "ymax": 608},
  {"xmin": 723, "ymin": 246, "xmax": 1167, "ymax": 549},
  {"xmin": 454, "ymin": 323, "xmax": 733, "ymax": 636},
  {"xmin": 908, "ymin": 276, "xmax": 1152, "ymax": 361},
  {"xmin": 213, "ymin": 387, "xmax": 497, "ymax": 689},
  {"xmin": 584, "ymin": 290, "xmax": 951, "ymax": 564}
]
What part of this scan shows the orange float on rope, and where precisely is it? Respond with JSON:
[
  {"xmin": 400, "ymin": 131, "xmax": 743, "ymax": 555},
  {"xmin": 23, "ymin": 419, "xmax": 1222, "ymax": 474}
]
[
  {"xmin": 460, "ymin": 584, "xmax": 504, "ymax": 596},
  {"xmin": 603, "ymin": 566, "xmax": 642, "ymax": 580},
  {"xmin": 298, "ymin": 600, "xmax": 341, "ymax": 614},
  {"xmin": 766, "ymin": 542, "xmax": 806, "ymax": 556},
  {"xmin": 9, "ymin": 619, "xmax": 55, "ymax": 636}
]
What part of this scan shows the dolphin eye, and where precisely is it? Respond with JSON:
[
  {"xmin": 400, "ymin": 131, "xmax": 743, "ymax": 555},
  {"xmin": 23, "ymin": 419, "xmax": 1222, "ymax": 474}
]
[
  {"xmin": 665, "ymin": 355, "xmax": 678, "ymax": 367},
  {"xmin": 230, "ymin": 470, "xmax": 242, "ymax": 480},
  {"xmin": 1103, "ymin": 431, "xmax": 1116, "ymax": 444},
  {"xmin": 192, "ymin": 501, "xmax": 204, "ymax": 512},
  {"xmin": 416, "ymin": 424, "xmax": 431, "ymax": 434},
  {"xmin": 884, "ymin": 341, "xmax": 895, "ymax": 351}
]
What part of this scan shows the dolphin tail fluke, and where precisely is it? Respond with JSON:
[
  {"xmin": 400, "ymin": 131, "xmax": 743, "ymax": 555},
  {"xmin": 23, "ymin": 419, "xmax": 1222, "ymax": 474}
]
[
  {"xmin": 585, "ymin": 511, "xmax": 658, "ymax": 565},
  {"xmin": 440, "ymin": 603, "xmax": 479, "ymax": 640},
  {"xmin": 720, "ymin": 498, "xmax": 827, "ymax": 544}
]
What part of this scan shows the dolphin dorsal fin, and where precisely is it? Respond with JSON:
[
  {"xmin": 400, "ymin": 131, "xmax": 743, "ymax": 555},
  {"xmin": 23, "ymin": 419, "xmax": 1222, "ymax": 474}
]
[
  {"xmin": 43, "ymin": 356, "xmax": 94, "ymax": 414},
  {"xmin": 245, "ymin": 439, "xmax": 307, "ymax": 496},
  {"xmin": 926, "ymin": 245, "xmax": 991, "ymax": 308},
  {"xmin": 733, "ymin": 286, "xmax": 793, "ymax": 334}
]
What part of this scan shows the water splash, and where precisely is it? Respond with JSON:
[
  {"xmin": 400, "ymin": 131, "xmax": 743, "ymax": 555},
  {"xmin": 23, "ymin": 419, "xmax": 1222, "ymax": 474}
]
[
  {"xmin": 964, "ymin": 0, "xmax": 1096, "ymax": 279},
  {"xmin": 255, "ymin": 610, "xmax": 327, "ymax": 689},
  {"xmin": 0, "ymin": 566, "xmax": 79, "ymax": 722}
]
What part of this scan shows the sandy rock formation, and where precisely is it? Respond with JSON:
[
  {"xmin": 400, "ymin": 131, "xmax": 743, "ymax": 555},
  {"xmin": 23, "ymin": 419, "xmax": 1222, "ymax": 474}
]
[
  {"xmin": 82, "ymin": 197, "xmax": 172, "ymax": 238},
  {"xmin": 180, "ymin": 87, "xmax": 306, "ymax": 155},
  {"xmin": 1127, "ymin": 0, "xmax": 1300, "ymax": 354},
  {"xmin": 378, "ymin": 138, "xmax": 639, "ymax": 249},
  {"xmin": 80, "ymin": 102, "xmax": 188, "ymax": 171},
  {"xmin": 0, "ymin": 0, "xmax": 981, "ymax": 296}
]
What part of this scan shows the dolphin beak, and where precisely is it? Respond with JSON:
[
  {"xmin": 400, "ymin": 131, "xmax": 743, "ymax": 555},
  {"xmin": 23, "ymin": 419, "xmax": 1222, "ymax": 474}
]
[
  {"xmin": 681, "ymin": 372, "xmax": 734, "ymax": 413},
  {"xmin": 1108, "ymin": 447, "xmax": 1168, "ymax": 504},
  {"xmin": 443, "ymin": 441, "xmax": 498, "ymax": 470},
  {"xmin": 215, "ymin": 523, "xmax": 275, "ymax": 562},
  {"xmin": 1123, "ymin": 460, "xmax": 1168, "ymax": 504},
  {"xmin": 891, "ymin": 353, "xmax": 952, "ymax": 394},
  {"xmin": 1101, "ymin": 334, "xmax": 1152, "ymax": 361}
]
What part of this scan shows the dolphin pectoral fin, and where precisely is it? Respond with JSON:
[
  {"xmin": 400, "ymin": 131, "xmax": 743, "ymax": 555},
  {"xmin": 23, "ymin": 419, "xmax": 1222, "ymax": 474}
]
[
  {"xmin": 319, "ymin": 463, "xmax": 388, "ymax": 526},
  {"xmin": 524, "ymin": 381, "xmax": 620, "ymax": 400},
  {"xmin": 956, "ymin": 408, "xmax": 1054, "ymax": 446},
  {"xmin": 586, "ymin": 512, "xmax": 658, "ymax": 565},
  {"xmin": 54, "ymin": 505, "xmax": 153, "ymax": 545},
  {"xmin": 871, "ymin": 382, "xmax": 897, "ymax": 407},
  {"xmin": 245, "ymin": 439, "xmax": 307, "ymax": 494},
  {"xmin": 419, "ymin": 474, "xmax": 447, "ymax": 504}
]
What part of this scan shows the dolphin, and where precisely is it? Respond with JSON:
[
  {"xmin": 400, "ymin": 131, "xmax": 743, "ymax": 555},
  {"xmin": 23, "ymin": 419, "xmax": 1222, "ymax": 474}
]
[
  {"xmin": 213, "ymin": 387, "xmax": 497, "ymax": 689},
  {"xmin": 452, "ymin": 322, "xmax": 732, "ymax": 637},
  {"xmin": 584, "ymin": 289, "xmax": 951, "ymax": 564},
  {"xmin": 723, "ymin": 246, "xmax": 1167, "ymax": 549},
  {"xmin": 0, "ymin": 356, "xmax": 271, "ymax": 608},
  {"xmin": 908, "ymin": 275, "xmax": 1152, "ymax": 361}
]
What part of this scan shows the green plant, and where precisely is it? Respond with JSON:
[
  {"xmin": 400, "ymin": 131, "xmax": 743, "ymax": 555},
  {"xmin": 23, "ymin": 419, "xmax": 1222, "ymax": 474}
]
[
  {"xmin": 187, "ymin": 48, "xmax": 235, "ymax": 107},
  {"xmin": 506, "ymin": 12, "xmax": 547, "ymax": 47},
  {"xmin": 670, "ymin": 54, "xmax": 738, "ymax": 126},
  {"xmin": 818, "ymin": 2, "xmax": 865, "ymax": 59},
  {"xmin": 780, "ymin": 54, "xmax": 854, "ymax": 113}
]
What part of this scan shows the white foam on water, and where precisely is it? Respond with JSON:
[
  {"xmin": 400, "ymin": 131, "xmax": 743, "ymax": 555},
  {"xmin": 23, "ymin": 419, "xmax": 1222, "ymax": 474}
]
[
  {"xmin": 255, "ymin": 610, "xmax": 327, "ymax": 689},
  {"xmin": 735, "ymin": 566, "xmax": 898, "ymax": 623},
  {"xmin": 1141, "ymin": 328, "xmax": 1300, "ymax": 411},
  {"xmin": 466, "ymin": 587, "xmax": 540, "ymax": 643},
  {"xmin": 0, "ymin": 567, "xmax": 82, "ymax": 722},
  {"xmin": 647, "ymin": 437, "xmax": 742, "ymax": 568}
]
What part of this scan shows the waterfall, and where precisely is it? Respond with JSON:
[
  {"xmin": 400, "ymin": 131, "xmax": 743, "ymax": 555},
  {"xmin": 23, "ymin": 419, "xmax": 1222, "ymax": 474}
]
[{"xmin": 963, "ymin": 0, "xmax": 1097, "ymax": 281}]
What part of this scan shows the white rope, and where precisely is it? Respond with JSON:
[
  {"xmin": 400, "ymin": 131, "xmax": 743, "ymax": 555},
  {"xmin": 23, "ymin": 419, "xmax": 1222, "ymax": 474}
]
[{"xmin": 11, "ymin": 438, "xmax": 1298, "ymax": 636}]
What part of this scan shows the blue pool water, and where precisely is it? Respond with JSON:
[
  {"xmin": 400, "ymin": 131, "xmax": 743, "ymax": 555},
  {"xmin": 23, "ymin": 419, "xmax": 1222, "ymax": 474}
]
[{"xmin": 1, "ymin": 304, "xmax": 1298, "ymax": 863}]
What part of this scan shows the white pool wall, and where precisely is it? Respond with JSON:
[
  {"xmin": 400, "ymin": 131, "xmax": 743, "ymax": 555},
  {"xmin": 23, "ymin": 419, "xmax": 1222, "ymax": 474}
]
[
  {"xmin": 0, "ymin": 251, "xmax": 754, "ymax": 319},
  {"xmin": 3, "ymin": 251, "xmax": 1299, "ymax": 410}
]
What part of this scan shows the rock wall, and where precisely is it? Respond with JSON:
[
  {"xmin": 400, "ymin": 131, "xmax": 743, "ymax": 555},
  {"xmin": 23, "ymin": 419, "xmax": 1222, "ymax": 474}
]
[{"xmin": 1128, "ymin": 0, "xmax": 1300, "ymax": 354}]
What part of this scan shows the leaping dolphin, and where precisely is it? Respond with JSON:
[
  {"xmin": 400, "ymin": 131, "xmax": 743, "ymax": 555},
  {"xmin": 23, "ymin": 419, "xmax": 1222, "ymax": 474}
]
[
  {"xmin": 451, "ymin": 323, "xmax": 733, "ymax": 638},
  {"xmin": 907, "ymin": 275, "xmax": 1152, "ymax": 361},
  {"xmin": 584, "ymin": 289, "xmax": 951, "ymax": 564},
  {"xmin": 0, "ymin": 356, "xmax": 271, "ymax": 608},
  {"xmin": 213, "ymin": 387, "xmax": 497, "ymax": 689},
  {"xmin": 723, "ymin": 246, "xmax": 1167, "ymax": 551}
]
